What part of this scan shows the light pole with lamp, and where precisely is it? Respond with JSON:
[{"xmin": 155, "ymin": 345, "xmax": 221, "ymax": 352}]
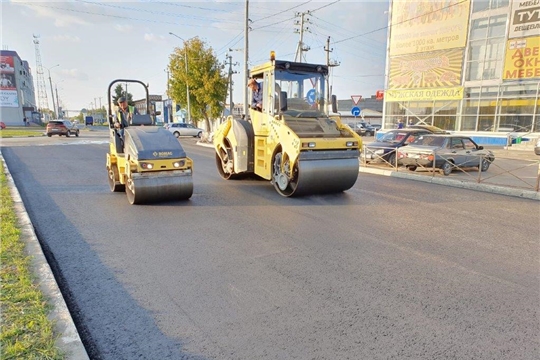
[
  {"xmin": 46, "ymin": 64, "xmax": 60, "ymax": 117},
  {"xmin": 169, "ymin": 32, "xmax": 191, "ymax": 123},
  {"xmin": 55, "ymin": 79, "xmax": 64, "ymax": 118}
]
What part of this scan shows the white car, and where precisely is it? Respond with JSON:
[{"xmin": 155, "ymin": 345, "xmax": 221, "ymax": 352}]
[{"xmin": 166, "ymin": 123, "xmax": 203, "ymax": 138}]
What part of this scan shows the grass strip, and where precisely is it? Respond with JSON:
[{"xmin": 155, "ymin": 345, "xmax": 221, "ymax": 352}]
[
  {"xmin": 0, "ymin": 129, "xmax": 44, "ymax": 138},
  {"xmin": 0, "ymin": 162, "xmax": 63, "ymax": 359}
]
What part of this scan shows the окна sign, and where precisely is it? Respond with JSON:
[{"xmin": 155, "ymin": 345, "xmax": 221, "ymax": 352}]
[{"xmin": 503, "ymin": 36, "xmax": 540, "ymax": 80}]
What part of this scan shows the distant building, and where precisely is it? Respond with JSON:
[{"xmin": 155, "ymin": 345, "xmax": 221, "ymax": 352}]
[
  {"xmin": 134, "ymin": 95, "xmax": 162, "ymax": 115},
  {"xmin": 0, "ymin": 50, "xmax": 37, "ymax": 125},
  {"xmin": 382, "ymin": 0, "xmax": 540, "ymax": 133}
]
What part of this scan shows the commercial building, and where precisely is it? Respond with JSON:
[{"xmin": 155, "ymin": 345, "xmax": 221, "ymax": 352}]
[
  {"xmin": 0, "ymin": 50, "xmax": 37, "ymax": 125},
  {"xmin": 382, "ymin": 0, "xmax": 540, "ymax": 141}
]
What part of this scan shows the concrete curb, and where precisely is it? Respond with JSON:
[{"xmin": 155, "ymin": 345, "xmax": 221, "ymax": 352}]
[
  {"xmin": 0, "ymin": 152, "xmax": 89, "ymax": 360},
  {"xmin": 360, "ymin": 166, "xmax": 540, "ymax": 201}
]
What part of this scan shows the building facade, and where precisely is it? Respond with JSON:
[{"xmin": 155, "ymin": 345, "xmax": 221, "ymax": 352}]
[
  {"xmin": 0, "ymin": 50, "xmax": 37, "ymax": 125},
  {"xmin": 383, "ymin": 0, "xmax": 540, "ymax": 135}
]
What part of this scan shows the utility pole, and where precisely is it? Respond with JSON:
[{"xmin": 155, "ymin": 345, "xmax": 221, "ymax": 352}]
[
  {"xmin": 225, "ymin": 53, "xmax": 239, "ymax": 116},
  {"xmin": 55, "ymin": 86, "xmax": 60, "ymax": 118},
  {"xmin": 243, "ymin": 0, "xmax": 249, "ymax": 118},
  {"xmin": 324, "ymin": 36, "xmax": 340, "ymax": 111},
  {"xmin": 294, "ymin": 11, "xmax": 311, "ymax": 63},
  {"xmin": 166, "ymin": 69, "xmax": 172, "ymax": 123}
]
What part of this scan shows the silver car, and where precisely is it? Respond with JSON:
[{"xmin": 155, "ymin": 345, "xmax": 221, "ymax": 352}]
[
  {"xmin": 166, "ymin": 123, "xmax": 203, "ymax": 138},
  {"xmin": 397, "ymin": 134, "xmax": 495, "ymax": 176}
]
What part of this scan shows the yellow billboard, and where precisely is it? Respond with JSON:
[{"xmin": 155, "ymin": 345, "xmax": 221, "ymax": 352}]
[
  {"xmin": 390, "ymin": 0, "xmax": 471, "ymax": 55},
  {"xmin": 503, "ymin": 36, "xmax": 540, "ymax": 80},
  {"xmin": 389, "ymin": 49, "xmax": 463, "ymax": 89},
  {"xmin": 385, "ymin": 87, "xmax": 464, "ymax": 102}
]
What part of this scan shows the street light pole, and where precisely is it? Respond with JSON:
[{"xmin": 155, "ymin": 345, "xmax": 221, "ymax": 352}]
[
  {"xmin": 169, "ymin": 32, "xmax": 191, "ymax": 123},
  {"xmin": 47, "ymin": 64, "xmax": 60, "ymax": 117}
]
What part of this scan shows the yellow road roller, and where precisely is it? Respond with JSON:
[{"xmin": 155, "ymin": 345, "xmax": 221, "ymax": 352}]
[
  {"xmin": 213, "ymin": 55, "xmax": 363, "ymax": 197},
  {"xmin": 106, "ymin": 79, "xmax": 193, "ymax": 204}
]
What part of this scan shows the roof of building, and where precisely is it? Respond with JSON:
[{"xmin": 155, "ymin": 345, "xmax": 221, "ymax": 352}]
[{"xmin": 0, "ymin": 50, "xmax": 21, "ymax": 59}]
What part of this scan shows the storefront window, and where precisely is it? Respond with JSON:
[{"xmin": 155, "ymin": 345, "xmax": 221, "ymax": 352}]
[
  {"xmin": 463, "ymin": 99, "xmax": 480, "ymax": 115},
  {"xmin": 473, "ymin": 0, "xmax": 509, "ymax": 12},
  {"xmin": 433, "ymin": 101, "xmax": 458, "ymax": 115},
  {"xmin": 465, "ymin": 87, "xmax": 482, "ymax": 98},
  {"xmin": 501, "ymin": 84, "xmax": 540, "ymax": 96},
  {"xmin": 488, "ymin": 15, "xmax": 506, "ymax": 37},
  {"xmin": 481, "ymin": 86, "xmax": 499, "ymax": 97},
  {"xmin": 385, "ymin": 102, "xmax": 406, "ymax": 116},
  {"xmin": 433, "ymin": 116, "xmax": 456, "ymax": 131},
  {"xmin": 466, "ymin": 62, "xmax": 483, "ymax": 81},
  {"xmin": 471, "ymin": 18, "xmax": 488, "ymax": 39},
  {"xmin": 498, "ymin": 115, "xmax": 533, "ymax": 131},
  {"xmin": 499, "ymin": 99, "xmax": 536, "ymax": 115},
  {"xmin": 469, "ymin": 40, "xmax": 486, "ymax": 61},
  {"xmin": 460, "ymin": 116, "xmax": 478, "ymax": 131}
]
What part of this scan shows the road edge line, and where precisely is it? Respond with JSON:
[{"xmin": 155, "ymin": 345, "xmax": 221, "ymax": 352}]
[{"xmin": 0, "ymin": 151, "xmax": 90, "ymax": 360}]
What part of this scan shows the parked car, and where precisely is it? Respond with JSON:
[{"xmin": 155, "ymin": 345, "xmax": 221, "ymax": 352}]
[
  {"xmin": 358, "ymin": 122, "xmax": 381, "ymax": 136},
  {"xmin": 46, "ymin": 120, "xmax": 79, "ymax": 137},
  {"xmin": 407, "ymin": 124, "xmax": 450, "ymax": 134},
  {"xmin": 166, "ymin": 123, "xmax": 204, "ymax": 138},
  {"xmin": 397, "ymin": 134, "xmax": 495, "ymax": 176},
  {"xmin": 361, "ymin": 129, "xmax": 432, "ymax": 166},
  {"xmin": 346, "ymin": 122, "xmax": 366, "ymax": 136},
  {"xmin": 534, "ymin": 137, "xmax": 540, "ymax": 156}
]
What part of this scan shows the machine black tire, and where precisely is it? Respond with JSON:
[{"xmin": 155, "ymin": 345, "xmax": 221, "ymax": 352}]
[
  {"xmin": 441, "ymin": 161, "xmax": 453, "ymax": 176},
  {"xmin": 387, "ymin": 153, "xmax": 396, "ymax": 167},
  {"xmin": 196, "ymin": 132, "xmax": 202, "ymax": 138},
  {"xmin": 480, "ymin": 158, "xmax": 490, "ymax": 172},
  {"xmin": 215, "ymin": 152, "xmax": 239, "ymax": 180},
  {"xmin": 407, "ymin": 165, "xmax": 417, "ymax": 171},
  {"xmin": 174, "ymin": 131, "xmax": 180, "ymax": 138},
  {"xmin": 107, "ymin": 165, "xmax": 125, "ymax": 192},
  {"xmin": 47, "ymin": 133, "xmax": 52, "ymax": 137}
]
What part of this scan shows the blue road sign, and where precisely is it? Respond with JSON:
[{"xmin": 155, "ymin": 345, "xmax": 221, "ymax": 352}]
[
  {"xmin": 351, "ymin": 106, "xmax": 361, "ymax": 116},
  {"xmin": 306, "ymin": 89, "xmax": 316, "ymax": 105}
]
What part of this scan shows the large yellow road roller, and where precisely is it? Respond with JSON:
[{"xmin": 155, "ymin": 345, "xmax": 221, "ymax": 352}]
[
  {"xmin": 213, "ymin": 55, "xmax": 362, "ymax": 197},
  {"xmin": 106, "ymin": 79, "xmax": 193, "ymax": 204}
]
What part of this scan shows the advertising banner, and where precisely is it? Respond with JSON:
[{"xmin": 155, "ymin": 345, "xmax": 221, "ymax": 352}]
[
  {"xmin": 389, "ymin": 0, "xmax": 470, "ymax": 55},
  {"xmin": 0, "ymin": 55, "xmax": 16, "ymax": 91},
  {"xmin": 503, "ymin": 36, "xmax": 540, "ymax": 80},
  {"xmin": 389, "ymin": 48, "xmax": 463, "ymax": 89},
  {"xmin": 0, "ymin": 56, "xmax": 15, "ymax": 73},
  {"xmin": 384, "ymin": 86, "xmax": 464, "ymax": 102},
  {"xmin": 509, "ymin": 0, "xmax": 540, "ymax": 38},
  {"xmin": 0, "ymin": 90, "xmax": 20, "ymax": 107}
]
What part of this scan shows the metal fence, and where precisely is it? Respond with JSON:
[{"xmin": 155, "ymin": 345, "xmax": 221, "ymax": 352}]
[{"xmin": 361, "ymin": 145, "xmax": 540, "ymax": 192}]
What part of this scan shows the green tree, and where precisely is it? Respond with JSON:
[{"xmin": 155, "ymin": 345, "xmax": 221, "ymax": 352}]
[
  {"xmin": 112, "ymin": 84, "xmax": 134, "ymax": 106},
  {"xmin": 168, "ymin": 37, "xmax": 228, "ymax": 132}
]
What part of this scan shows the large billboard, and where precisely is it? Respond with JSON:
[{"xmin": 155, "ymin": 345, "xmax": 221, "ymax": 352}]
[
  {"xmin": 0, "ymin": 56, "xmax": 18, "ymax": 107},
  {"xmin": 389, "ymin": 0, "xmax": 471, "ymax": 55},
  {"xmin": 503, "ymin": 36, "xmax": 540, "ymax": 80},
  {"xmin": 389, "ymin": 48, "xmax": 463, "ymax": 89},
  {"xmin": 509, "ymin": 0, "xmax": 540, "ymax": 38}
]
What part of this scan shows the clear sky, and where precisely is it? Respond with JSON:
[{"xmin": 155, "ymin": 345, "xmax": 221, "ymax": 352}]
[{"xmin": 1, "ymin": 0, "xmax": 389, "ymax": 112}]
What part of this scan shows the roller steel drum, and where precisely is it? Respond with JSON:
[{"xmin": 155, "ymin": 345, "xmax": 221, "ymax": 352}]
[
  {"xmin": 126, "ymin": 170, "xmax": 193, "ymax": 205},
  {"xmin": 273, "ymin": 150, "xmax": 360, "ymax": 197}
]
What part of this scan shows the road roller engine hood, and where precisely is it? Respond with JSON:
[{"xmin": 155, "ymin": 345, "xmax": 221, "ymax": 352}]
[{"xmin": 125, "ymin": 127, "xmax": 187, "ymax": 160}]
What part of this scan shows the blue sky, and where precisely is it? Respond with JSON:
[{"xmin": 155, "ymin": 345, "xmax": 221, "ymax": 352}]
[{"xmin": 1, "ymin": 0, "xmax": 389, "ymax": 112}]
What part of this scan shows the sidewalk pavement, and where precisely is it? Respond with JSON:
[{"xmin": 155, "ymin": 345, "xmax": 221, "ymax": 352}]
[{"xmin": 0, "ymin": 152, "xmax": 90, "ymax": 360}]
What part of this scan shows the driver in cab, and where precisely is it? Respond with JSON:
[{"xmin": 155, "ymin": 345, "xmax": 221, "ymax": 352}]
[{"xmin": 247, "ymin": 78, "xmax": 262, "ymax": 112}]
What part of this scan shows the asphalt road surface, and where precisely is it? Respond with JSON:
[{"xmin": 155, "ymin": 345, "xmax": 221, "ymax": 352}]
[{"xmin": 2, "ymin": 134, "xmax": 539, "ymax": 360}]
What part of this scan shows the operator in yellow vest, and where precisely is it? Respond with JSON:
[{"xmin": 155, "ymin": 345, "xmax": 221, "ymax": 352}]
[{"xmin": 113, "ymin": 96, "xmax": 138, "ymax": 138}]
